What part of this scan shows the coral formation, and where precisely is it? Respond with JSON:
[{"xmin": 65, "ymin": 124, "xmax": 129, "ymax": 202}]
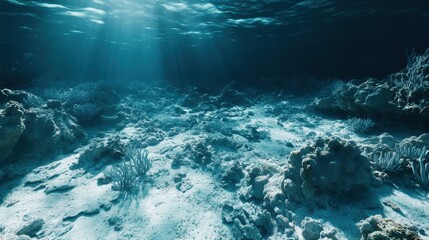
[
  {"xmin": 410, "ymin": 150, "xmax": 429, "ymax": 189},
  {"xmin": 76, "ymin": 136, "xmax": 124, "ymax": 171},
  {"xmin": 0, "ymin": 89, "xmax": 84, "ymax": 166},
  {"xmin": 301, "ymin": 217, "xmax": 323, "ymax": 240},
  {"xmin": 357, "ymin": 215, "xmax": 421, "ymax": 240},
  {"xmin": 346, "ymin": 117, "xmax": 375, "ymax": 133},
  {"xmin": 282, "ymin": 137, "xmax": 372, "ymax": 204},
  {"xmin": 0, "ymin": 101, "xmax": 25, "ymax": 163},
  {"xmin": 19, "ymin": 107, "xmax": 84, "ymax": 155},
  {"xmin": 313, "ymin": 48, "xmax": 429, "ymax": 129}
]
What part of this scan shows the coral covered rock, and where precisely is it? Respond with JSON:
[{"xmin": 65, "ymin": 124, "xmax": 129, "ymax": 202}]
[
  {"xmin": 301, "ymin": 217, "xmax": 323, "ymax": 240},
  {"xmin": 282, "ymin": 138, "xmax": 372, "ymax": 204},
  {"xmin": 220, "ymin": 161, "xmax": 245, "ymax": 187},
  {"xmin": 76, "ymin": 136, "xmax": 124, "ymax": 170},
  {"xmin": 18, "ymin": 107, "xmax": 84, "ymax": 155},
  {"xmin": 0, "ymin": 101, "xmax": 25, "ymax": 163},
  {"xmin": 0, "ymin": 89, "xmax": 33, "ymax": 104},
  {"xmin": 0, "ymin": 88, "xmax": 86, "ymax": 163},
  {"xmin": 357, "ymin": 215, "xmax": 421, "ymax": 240},
  {"xmin": 222, "ymin": 202, "xmax": 278, "ymax": 240}
]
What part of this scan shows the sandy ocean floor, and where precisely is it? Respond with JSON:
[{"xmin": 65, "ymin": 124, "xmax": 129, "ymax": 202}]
[{"xmin": 0, "ymin": 84, "xmax": 429, "ymax": 240}]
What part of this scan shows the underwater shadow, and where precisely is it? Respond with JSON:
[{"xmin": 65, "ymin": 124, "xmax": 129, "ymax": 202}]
[{"xmin": 112, "ymin": 181, "xmax": 150, "ymax": 213}]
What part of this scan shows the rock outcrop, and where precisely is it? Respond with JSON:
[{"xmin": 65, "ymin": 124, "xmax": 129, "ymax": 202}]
[
  {"xmin": 0, "ymin": 89, "xmax": 85, "ymax": 165},
  {"xmin": 0, "ymin": 101, "xmax": 25, "ymax": 163}
]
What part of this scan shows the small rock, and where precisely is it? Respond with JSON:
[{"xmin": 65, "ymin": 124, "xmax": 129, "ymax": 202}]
[
  {"xmin": 17, "ymin": 219, "xmax": 44, "ymax": 237},
  {"xmin": 101, "ymin": 202, "xmax": 112, "ymax": 211},
  {"xmin": 171, "ymin": 158, "xmax": 181, "ymax": 169},
  {"xmin": 44, "ymin": 183, "xmax": 75, "ymax": 194},
  {"xmin": 16, "ymin": 236, "xmax": 32, "ymax": 240},
  {"xmin": 221, "ymin": 161, "xmax": 244, "ymax": 187},
  {"xmin": 97, "ymin": 176, "xmax": 112, "ymax": 186},
  {"xmin": 301, "ymin": 217, "xmax": 323, "ymax": 240},
  {"xmin": 114, "ymin": 224, "xmax": 123, "ymax": 231},
  {"xmin": 276, "ymin": 215, "xmax": 290, "ymax": 231},
  {"xmin": 108, "ymin": 216, "xmax": 123, "ymax": 232},
  {"xmin": 83, "ymin": 206, "xmax": 100, "ymax": 215},
  {"xmin": 321, "ymin": 227, "xmax": 338, "ymax": 240},
  {"xmin": 174, "ymin": 106, "xmax": 186, "ymax": 115},
  {"xmin": 108, "ymin": 216, "xmax": 121, "ymax": 226},
  {"xmin": 176, "ymin": 181, "xmax": 193, "ymax": 193},
  {"xmin": 146, "ymin": 136, "xmax": 159, "ymax": 146},
  {"xmin": 173, "ymin": 173, "xmax": 186, "ymax": 183},
  {"xmin": 54, "ymin": 221, "xmax": 73, "ymax": 237},
  {"xmin": 6, "ymin": 199, "xmax": 20, "ymax": 207},
  {"xmin": 383, "ymin": 200, "xmax": 403, "ymax": 215},
  {"xmin": 250, "ymin": 176, "xmax": 269, "ymax": 200},
  {"xmin": 221, "ymin": 203, "xmax": 235, "ymax": 224}
]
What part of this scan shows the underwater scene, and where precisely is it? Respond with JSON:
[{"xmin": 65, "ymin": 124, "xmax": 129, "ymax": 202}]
[{"xmin": 1, "ymin": 0, "xmax": 429, "ymax": 239}]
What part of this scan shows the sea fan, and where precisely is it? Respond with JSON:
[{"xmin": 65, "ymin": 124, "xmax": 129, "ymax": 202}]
[{"xmin": 108, "ymin": 161, "xmax": 137, "ymax": 192}]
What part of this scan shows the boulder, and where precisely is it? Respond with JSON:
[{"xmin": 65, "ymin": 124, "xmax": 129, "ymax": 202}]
[{"xmin": 18, "ymin": 107, "xmax": 84, "ymax": 155}]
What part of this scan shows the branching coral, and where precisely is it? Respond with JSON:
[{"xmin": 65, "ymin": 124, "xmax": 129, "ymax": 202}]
[
  {"xmin": 393, "ymin": 48, "xmax": 429, "ymax": 93},
  {"xmin": 126, "ymin": 146, "xmax": 152, "ymax": 177},
  {"xmin": 108, "ymin": 142, "xmax": 152, "ymax": 192},
  {"xmin": 410, "ymin": 150, "xmax": 429, "ymax": 189},
  {"xmin": 108, "ymin": 161, "xmax": 137, "ymax": 192},
  {"xmin": 394, "ymin": 144, "xmax": 426, "ymax": 160},
  {"xmin": 346, "ymin": 117, "xmax": 375, "ymax": 133},
  {"xmin": 373, "ymin": 151, "xmax": 401, "ymax": 173}
]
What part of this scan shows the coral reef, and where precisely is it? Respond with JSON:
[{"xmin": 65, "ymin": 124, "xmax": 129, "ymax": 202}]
[
  {"xmin": 313, "ymin": 49, "xmax": 429, "ymax": 129},
  {"xmin": 363, "ymin": 133, "xmax": 429, "ymax": 189},
  {"xmin": 1, "ymin": 83, "xmax": 429, "ymax": 239},
  {"xmin": 41, "ymin": 82, "xmax": 120, "ymax": 125}
]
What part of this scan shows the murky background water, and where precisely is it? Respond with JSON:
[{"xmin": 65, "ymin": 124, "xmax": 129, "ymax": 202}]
[{"xmin": 1, "ymin": 0, "xmax": 429, "ymax": 85}]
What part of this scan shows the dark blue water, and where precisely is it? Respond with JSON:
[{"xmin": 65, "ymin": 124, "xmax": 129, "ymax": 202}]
[{"xmin": 1, "ymin": 0, "xmax": 429, "ymax": 86}]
